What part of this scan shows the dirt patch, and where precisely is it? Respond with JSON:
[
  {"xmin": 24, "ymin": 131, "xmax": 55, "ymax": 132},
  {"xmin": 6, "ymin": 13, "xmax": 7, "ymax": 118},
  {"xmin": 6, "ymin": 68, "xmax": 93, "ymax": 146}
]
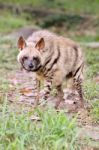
[{"xmin": 8, "ymin": 70, "xmax": 92, "ymax": 122}]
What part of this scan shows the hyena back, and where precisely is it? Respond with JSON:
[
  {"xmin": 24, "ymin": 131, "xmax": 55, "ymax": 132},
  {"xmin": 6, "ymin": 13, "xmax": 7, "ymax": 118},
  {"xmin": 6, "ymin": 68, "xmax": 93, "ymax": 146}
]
[{"xmin": 17, "ymin": 30, "xmax": 84, "ymax": 108}]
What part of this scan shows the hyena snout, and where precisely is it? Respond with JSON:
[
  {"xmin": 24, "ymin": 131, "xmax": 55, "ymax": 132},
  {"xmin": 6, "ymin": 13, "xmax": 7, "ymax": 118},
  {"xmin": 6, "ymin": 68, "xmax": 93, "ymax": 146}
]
[
  {"xmin": 23, "ymin": 56, "xmax": 41, "ymax": 71},
  {"xmin": 28, "ymin": 62, "xmax": 34, "ymax": 69},
  {"xmin": 30, "ymin": 57, "xmax": 41, "ymax": 71}
]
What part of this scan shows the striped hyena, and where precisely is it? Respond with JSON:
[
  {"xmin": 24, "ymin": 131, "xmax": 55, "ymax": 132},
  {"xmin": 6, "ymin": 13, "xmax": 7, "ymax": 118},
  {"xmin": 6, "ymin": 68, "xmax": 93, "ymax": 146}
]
[{"xmin": 17, "ymin": 30, "xmax": 84, "ymax": 108}]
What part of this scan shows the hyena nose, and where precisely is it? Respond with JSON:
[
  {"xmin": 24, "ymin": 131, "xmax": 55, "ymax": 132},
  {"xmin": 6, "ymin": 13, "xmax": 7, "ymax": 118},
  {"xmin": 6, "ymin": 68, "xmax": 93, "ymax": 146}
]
[{"xmin": 29, "ymin": 63, "xmax": 33, "ymax": 69}]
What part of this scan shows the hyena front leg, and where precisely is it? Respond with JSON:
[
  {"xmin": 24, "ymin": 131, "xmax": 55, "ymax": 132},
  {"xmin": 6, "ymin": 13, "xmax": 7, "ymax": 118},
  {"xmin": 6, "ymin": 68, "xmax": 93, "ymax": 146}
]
[
  {"xmin": 55, "ymin": 85, "xmax": 64, "ymax": 109},
  {"xmin": 33, "ymin": 78, "xmax": 40, "ymax": 107},
  {"xmin": 42, "ymin": 77, "xmax": 52, "ymax": 100},
  {"xmin": 73, "ymin": 77, "xmax": 84, "ymax": 107}
]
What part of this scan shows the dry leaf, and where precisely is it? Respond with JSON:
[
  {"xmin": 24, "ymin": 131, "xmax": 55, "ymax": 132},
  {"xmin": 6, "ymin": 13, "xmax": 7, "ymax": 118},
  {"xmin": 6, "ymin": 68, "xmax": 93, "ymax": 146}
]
[
  {"xmin": 20, "ymin": 88, "xmax": 33, "ymax": 96},
  {"xmin": 30, "ymin": 115, "xmax": 41, "ymax": 121}
]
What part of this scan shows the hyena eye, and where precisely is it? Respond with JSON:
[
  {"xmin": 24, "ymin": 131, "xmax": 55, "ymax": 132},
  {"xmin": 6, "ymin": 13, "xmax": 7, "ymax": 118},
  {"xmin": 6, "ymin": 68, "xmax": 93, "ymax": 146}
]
[
  {"xmin": 33, "ymin": 57, "xmax": 39, "ymax": 61},
  {"xmin": 23, "ymin": 56, "xmax": 28, "ymax": 60}
]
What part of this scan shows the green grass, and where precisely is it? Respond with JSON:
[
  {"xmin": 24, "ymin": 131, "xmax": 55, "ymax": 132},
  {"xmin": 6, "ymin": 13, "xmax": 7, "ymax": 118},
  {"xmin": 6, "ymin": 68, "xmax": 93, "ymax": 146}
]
[
  {"xmin": 85, "ymin": 48, "xmax": 99, "ymax": 78},
  {"xmin": 0, "ymin": 38, "xmax": 18, "ymax": 71},
  {"xmin": 72, "ymin": 35, "xmax": 99, "ymax": 43},
  {"xmin": 0, "ymin": 12, "xmax": 29, "ymax": 34},
  {"xmin": 90, "ymin": 100, "xmax": 99, "ymax": 123},
  {"xmin": 1, "ymin": 2, "xmax": 99, "ymax": 40},
  {"xmin": 0, "ymin": 0, "xmax": 99, "ymax": 15},
  {"xmin": 0, "ymin": 98, "xmax": 80, "ymax": 150},
  {"xmin": 0, "ymin": 38, "xmax": 18, "ymax": 95},
  {"xmin": 83, "ymin": 47, "xmax": 99, "ymax": 123},
  {"xmin": 84, "ymin": 80, "xmax": 99, "ymax": 101},
  {"xmin": 83, "ymin": 78, "xmax": 99, "ymax": 124}
]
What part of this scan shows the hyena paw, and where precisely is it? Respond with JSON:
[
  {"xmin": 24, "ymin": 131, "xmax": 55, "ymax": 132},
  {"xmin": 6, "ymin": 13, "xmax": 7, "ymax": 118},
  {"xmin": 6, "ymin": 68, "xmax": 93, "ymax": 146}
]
[{"xmin": 40, "ymin": 90, "xmax": 50, "ymax": 100}]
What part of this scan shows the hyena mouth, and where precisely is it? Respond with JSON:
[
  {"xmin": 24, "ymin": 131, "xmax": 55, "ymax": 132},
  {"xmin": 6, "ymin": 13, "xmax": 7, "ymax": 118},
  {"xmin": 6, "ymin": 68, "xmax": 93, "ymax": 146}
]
[{"xmin": 21, "ymin": 63, "xmax": 42, "ymax": 72}]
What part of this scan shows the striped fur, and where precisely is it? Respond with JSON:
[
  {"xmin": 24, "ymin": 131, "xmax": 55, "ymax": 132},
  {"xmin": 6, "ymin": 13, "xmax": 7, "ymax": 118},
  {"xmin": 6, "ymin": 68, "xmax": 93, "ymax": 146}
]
[{"xmin": 17, "ymin": 30, "xmax": 84, "ymax": 108}]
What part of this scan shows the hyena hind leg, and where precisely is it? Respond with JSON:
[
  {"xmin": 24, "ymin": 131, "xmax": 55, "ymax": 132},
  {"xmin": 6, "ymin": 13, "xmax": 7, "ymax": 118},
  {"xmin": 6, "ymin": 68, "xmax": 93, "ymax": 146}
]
[
  {"xmin": 55, "ymin": 85, "xmax": 64, "ymax": 109},
  {"xmin": 73, "ymin": 77, "xmax": 84, "ymax": 107}
]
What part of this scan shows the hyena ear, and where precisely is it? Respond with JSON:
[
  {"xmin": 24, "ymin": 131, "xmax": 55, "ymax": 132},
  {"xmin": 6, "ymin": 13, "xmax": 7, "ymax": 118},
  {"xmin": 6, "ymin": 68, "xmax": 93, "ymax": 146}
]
[
  {"xmin": 35, "ymin": 38, "xmax": 45, "ymax": 50},
  {"xmin": 18, "ymin": 36, "xmax": 26, "ymax": 50}
]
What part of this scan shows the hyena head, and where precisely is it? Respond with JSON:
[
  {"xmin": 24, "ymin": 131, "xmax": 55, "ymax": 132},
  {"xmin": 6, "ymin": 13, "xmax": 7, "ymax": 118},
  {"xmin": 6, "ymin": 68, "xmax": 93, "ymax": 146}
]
[{"xmin": 17, "ymin": 36, "xmax": 51, "ymax": 72}]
